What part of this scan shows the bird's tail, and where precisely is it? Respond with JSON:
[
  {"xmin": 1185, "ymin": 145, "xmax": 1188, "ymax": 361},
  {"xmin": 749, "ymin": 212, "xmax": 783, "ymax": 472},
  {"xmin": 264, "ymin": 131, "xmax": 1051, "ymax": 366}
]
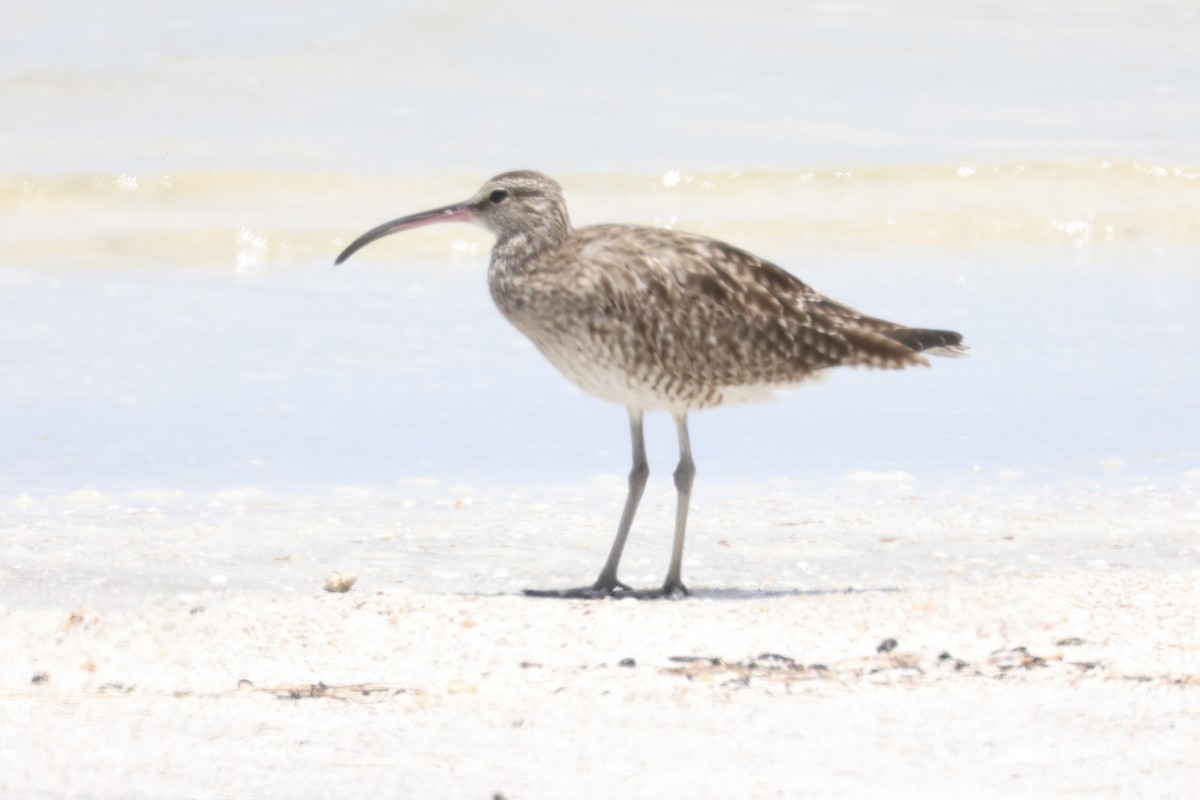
[{"xmin": 883, "ymin": 327, "xmax": 969, "ymax": 357}]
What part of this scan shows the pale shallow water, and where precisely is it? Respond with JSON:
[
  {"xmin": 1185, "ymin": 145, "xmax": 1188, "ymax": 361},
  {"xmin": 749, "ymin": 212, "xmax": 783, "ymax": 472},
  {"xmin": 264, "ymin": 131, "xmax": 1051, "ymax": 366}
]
[
  {"xmin": 4, "ymin": 1, "xmax": 1198, "ymax": 174},
  {"xmin": 2, "ymin": 239, "xmax": 1198, "ymax": 494},
  {"xmin": 2, "ymin": 2, "xmax": 1198, "ymax": 497}
]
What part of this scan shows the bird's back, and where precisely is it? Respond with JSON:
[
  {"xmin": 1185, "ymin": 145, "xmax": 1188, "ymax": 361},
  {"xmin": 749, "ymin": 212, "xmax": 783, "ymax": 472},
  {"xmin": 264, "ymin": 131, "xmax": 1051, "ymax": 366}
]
[{"xmin": 489, "ymin": 223, "xmax": 963, "ymax": 411}]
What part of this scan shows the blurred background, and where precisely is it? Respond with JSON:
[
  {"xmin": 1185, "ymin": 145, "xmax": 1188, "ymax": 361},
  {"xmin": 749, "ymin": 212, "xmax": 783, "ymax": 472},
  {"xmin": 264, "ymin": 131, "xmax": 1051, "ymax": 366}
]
[{"xmin": 2, "ymin": 0, "xmax": 1197, "ymax": 494}]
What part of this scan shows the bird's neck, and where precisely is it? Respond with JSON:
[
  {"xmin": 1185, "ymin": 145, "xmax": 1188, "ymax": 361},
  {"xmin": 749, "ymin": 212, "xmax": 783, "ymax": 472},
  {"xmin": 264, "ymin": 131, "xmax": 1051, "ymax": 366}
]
[{"xmin": 493, "ymin": 222, "xmax": 571, "ymax": 264}]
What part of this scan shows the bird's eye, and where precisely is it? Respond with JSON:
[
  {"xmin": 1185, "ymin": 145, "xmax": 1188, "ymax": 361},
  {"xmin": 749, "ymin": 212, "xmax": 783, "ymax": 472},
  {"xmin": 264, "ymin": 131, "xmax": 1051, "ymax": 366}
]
[{"xmin": 489, "ymin": 189, "xmax": 509, "ymax": 204}]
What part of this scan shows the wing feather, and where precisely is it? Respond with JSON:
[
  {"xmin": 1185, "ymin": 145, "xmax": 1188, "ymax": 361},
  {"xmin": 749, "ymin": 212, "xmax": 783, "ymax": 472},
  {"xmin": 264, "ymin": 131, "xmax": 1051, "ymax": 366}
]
[{"xmin": 553, "ymin": 225, "xmax": 927, "ymax": 387}]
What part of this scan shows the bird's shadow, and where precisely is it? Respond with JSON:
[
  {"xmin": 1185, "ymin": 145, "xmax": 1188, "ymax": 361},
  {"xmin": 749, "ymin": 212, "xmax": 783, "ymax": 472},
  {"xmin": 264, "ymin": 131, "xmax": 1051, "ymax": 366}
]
[{"xmin": 685, "ymin": 586, "xmax": 901, "ymax": 601}]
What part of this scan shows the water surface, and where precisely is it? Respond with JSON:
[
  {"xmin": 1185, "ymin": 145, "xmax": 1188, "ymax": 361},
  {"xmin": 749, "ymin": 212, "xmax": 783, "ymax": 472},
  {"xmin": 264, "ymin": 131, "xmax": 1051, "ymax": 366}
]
[{"xmin": 2, "ymin": 2, "xmax": 1197, "ymax": 496}]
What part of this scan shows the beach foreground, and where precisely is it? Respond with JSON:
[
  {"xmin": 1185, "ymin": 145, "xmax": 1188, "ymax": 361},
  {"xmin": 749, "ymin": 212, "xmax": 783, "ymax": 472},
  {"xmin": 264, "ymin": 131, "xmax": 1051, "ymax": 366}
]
[{"xmin": 2, "ymin": 481, "xmax": 1196, "ymax": 799}]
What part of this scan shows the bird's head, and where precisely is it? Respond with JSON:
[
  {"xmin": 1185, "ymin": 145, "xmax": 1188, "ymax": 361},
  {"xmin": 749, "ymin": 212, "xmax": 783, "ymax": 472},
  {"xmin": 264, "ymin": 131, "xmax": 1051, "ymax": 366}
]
[{"xmin": 335, "ymin": 170, "xmax": 571, "ymax": 265}]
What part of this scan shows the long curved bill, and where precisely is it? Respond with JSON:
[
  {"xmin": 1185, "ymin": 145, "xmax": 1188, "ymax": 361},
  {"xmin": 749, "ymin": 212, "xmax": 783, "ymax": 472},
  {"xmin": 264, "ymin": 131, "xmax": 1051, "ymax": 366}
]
[{"xmin": 334, "ymin": 201, "xmax": 474, "ymax": 265}]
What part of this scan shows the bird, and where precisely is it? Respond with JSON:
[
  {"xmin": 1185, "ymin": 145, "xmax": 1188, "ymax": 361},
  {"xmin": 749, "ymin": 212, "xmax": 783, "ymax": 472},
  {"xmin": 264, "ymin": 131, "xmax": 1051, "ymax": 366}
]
[{"xmin": 335, "ymin": 170, "xmax": 966, "ymax": 599}]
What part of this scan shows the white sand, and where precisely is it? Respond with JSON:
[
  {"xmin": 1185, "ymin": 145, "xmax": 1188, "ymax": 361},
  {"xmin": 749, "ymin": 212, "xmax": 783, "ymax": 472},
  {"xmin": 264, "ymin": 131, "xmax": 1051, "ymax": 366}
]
[{"xmin": 2, "ymin": 480, "xmax": 1197, "ymax": 798}]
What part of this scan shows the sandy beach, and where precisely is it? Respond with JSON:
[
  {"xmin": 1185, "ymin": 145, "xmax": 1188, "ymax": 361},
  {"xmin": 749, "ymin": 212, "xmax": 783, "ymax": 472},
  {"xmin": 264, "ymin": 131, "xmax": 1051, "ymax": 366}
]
[{"xmin": 3, "ymin": 481, "xmax": 1197, "ymax": 798}]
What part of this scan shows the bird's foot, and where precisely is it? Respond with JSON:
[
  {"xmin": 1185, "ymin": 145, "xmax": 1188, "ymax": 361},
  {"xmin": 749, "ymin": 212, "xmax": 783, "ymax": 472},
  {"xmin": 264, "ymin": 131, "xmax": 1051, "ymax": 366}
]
[
  {"xmin": 524, "ymin": 577, "xmax": 691, "ymax": 601},
  {"xmin": 524, "ymin": 575, "xmax": 633, "ymax": 600},
  {"xmin": 662, "ymin": 578, "xmax": 690, "ymax": 599},
  {"xmin": 605, "ymin": 580, "xmax": 691, "ymax": 601}
]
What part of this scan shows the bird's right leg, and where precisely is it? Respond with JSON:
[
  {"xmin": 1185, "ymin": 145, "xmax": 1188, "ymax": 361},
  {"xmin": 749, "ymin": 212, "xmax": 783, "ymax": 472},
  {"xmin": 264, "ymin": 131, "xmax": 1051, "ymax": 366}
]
[{"xmin": 524, "ymin": 407, "xmax": 647, "ymax": 599}]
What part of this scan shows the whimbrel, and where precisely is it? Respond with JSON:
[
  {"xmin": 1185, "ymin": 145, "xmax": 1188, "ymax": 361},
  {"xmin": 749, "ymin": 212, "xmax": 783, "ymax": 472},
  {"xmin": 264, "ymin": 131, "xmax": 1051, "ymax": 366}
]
[{"xmin": 336, "ymin": 171, "xmax": 966, "ymax": 599}]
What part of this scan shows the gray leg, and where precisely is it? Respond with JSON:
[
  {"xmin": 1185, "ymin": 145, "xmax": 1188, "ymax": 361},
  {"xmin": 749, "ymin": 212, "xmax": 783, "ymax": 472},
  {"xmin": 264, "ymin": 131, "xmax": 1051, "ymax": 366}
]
[
  {"xmin": 662, "ymin": 412, "xmax": 694, "ymax": 597},
  {"xmin": 524, "ymin": 407, "xmax": 647, "ymax": 598},
  {"xmin": 593, "ymin": 407, "xmax": 648, "ymax": 591}
]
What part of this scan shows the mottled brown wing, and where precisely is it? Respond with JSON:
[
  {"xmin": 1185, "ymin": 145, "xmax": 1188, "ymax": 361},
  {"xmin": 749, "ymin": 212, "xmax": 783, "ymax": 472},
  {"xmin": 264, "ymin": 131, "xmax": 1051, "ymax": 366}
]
[{"xmin": 564, "ymin": 225, "xmax": 926, "ymax": 388}]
